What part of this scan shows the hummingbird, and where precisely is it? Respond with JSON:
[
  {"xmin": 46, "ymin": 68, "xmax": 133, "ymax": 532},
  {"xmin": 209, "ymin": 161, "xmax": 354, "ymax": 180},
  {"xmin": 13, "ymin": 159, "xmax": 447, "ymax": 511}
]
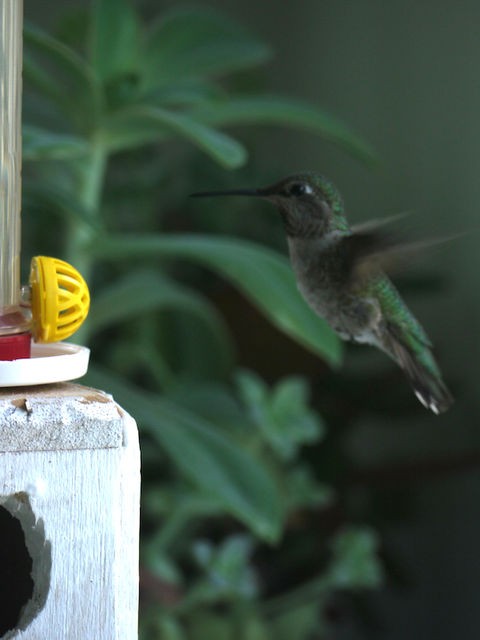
[{"xmin": 191, "ymin": 172, "xmax": 453, "ymax": 414}]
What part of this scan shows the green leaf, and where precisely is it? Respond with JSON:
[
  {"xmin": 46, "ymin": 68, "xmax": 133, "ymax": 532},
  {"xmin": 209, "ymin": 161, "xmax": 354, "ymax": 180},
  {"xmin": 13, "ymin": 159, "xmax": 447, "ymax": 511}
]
[
  {"xmin": 326, "ymin": 526, "xmax": 383, "ymax": 589},
  {"xmin": 191, "ymin": 534, "xmax": 258, "ymax": 600},
  {"xmin": 284, "ymin": 467, "xmax": 334, "ymax": 510},
  {"xmin": 141, "ymin": 8, "xmax": 272, "ymax": 89},
  {"xmin": 89, "ymin": 0, "xmax": 141, "ymax": 81},
  {"xmin": 167, "ymin": 382, "xmax": 248, "ymax": 434},
  {"xmin": 186, "ymin": 613, "xmax": 232, "ymax": 640},
  {"xmin": 268, "ymin": 602, "xmax": 323, "ymax": 640},
  {"xmin": 152, "ymin": 615, "xmax": 186, "ymax": 640},
  {"xmin": 90, "ymin": 269, "xmax": 228, "ymax": 336},
  {"xmin": 270, "ymin": 377, "xmax": 324, "ymax": 450},
  {"xmin": 164, "ymin": 313, "xmax": 232, "ymax": 381},
  {"xmin": 148, "ymin": 80, "xmax": 225, "ymax": 108},
  {"xmin": 192, "ymin": 95, "xmax": 379, "ymax": 166},
  {"xmin": 85, "ymin": 367, "xmax": 284, "ymax": 542},
  {"xmin": 236, "ymin": 372, "xmax": 324, "ymax": 460},
  {"xmin": 242, "ymin": 617, "xmax": 271, "ymax": 640},
  {"xmin": 143, "ymin": 551, "xmax": 183, "ymax": 586},
  {"xmin": 89, "ymin": 270, "xmax": 235, "ymax": 378},
  {"xmin": 23, "ymin": 125, "xmax": 88, "ymax": 160},
  {"xmin": 89, "ymin": 234, "xmax": 343, "ymax": 367},
  {"xmin": 23, "ymin": 23, "xmax": 102, "ymax": 131},
  {"xmin": 103, "ymin": 105, "xmax": 247, "ymax": 168}
]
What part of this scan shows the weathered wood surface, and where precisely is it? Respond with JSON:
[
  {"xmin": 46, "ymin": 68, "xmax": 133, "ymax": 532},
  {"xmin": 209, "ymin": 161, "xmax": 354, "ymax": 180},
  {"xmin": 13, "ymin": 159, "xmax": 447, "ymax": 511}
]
[{"xmin": 0, "ymin": 383, "xmax": 140, "ymax": 639}]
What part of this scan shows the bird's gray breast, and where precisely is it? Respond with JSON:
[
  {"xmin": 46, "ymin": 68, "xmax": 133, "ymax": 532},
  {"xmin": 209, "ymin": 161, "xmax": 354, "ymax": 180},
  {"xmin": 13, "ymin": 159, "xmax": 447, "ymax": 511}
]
[{"xmin": 287, "ymin": 234, "xmax": 380, "ymax": 343}]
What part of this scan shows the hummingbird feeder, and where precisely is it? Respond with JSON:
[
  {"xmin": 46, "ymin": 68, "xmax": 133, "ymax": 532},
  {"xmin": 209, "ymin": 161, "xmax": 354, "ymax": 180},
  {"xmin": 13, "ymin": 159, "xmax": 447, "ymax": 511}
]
[{"xmin": 0, "ymin": 0, "xmax": 90, "ymax": 385}]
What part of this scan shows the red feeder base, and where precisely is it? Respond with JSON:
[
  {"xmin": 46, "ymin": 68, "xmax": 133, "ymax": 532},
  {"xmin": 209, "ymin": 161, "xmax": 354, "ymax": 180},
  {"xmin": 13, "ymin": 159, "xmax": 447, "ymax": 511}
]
[{"xmin": 0, "ymin": 333, "xmax": 31, "ymax": 361}]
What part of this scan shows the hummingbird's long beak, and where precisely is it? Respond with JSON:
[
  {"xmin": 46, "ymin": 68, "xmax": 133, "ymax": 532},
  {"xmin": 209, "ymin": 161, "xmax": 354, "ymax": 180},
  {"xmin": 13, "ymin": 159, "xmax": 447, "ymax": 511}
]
[{"xmin": 190, "ymin": 187, "xmax": 271, "ymax": 198}]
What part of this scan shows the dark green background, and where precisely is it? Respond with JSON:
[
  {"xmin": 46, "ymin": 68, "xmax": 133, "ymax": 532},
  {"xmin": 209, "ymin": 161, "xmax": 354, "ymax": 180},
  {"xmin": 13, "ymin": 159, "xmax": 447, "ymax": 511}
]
[{"xmin": 24, "ymin": 2, "xmax": 480, "ymax": 638}]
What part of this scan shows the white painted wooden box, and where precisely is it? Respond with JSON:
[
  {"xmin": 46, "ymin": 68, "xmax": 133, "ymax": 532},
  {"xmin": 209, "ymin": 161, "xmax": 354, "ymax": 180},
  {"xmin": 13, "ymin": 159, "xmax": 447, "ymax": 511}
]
[{"xmin": 0, "ymin": 383, "xmax": 140, "ymax": 639}]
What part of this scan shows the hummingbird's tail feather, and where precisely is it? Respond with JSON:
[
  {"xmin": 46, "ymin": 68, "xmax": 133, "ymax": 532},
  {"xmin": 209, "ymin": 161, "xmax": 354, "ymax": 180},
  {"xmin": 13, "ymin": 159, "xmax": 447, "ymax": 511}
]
[{"xmin": 383, "ymin": 326, "xmax": 453, "ymax": 414}]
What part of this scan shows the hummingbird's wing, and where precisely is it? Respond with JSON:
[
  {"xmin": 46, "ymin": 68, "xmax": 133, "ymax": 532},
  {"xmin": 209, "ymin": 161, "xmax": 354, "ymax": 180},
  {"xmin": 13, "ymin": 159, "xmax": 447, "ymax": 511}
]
[
  {"xmin": 338, "ymin": 225, "xmax": 460, "ymax": 347},
  {"xmin": 339, "ymin": 227, "xmax": 399, "ymax": 283},
  {"xmin": 350, "ymin": 211, "xmax": 412, "ymax": 235},
  {"xmin": 340, "ymin": 223, "xmax": 462, "ymax": 285}
]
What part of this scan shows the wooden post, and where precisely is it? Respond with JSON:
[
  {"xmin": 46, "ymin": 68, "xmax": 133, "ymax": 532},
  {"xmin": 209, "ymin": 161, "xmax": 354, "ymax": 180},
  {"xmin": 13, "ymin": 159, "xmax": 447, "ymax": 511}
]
[{"xmin": 0, "ymin": 383, "xmax": 140, "ymax": 639}]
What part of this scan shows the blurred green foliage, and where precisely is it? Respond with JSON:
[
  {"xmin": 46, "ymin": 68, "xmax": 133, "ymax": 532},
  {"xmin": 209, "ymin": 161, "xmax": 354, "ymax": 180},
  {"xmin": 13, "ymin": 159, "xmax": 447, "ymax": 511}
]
[{"xmin": 22, "ymin": 1, "xmax": 383, "ymax": 637}]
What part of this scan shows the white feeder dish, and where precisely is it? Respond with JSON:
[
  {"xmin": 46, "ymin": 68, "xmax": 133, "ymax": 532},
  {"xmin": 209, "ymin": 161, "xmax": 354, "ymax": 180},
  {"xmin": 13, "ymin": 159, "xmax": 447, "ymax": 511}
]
[{"xmin": 0, "ymin": 342, "xmax": 90, "ymax": 387}]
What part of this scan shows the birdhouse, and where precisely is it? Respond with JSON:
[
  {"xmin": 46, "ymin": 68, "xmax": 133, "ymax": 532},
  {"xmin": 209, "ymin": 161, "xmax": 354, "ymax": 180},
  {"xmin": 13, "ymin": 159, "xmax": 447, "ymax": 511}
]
[{"xmin": 0, "ymin": 385, "xmax": 140, "ymax": 638}]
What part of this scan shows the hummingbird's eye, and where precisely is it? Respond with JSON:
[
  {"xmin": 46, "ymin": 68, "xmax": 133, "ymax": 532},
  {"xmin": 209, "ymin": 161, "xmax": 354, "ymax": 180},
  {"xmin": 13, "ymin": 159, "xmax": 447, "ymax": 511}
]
[{"xmin": 288, "ymin": 182, "xmax": 312, "ymax": 197}]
